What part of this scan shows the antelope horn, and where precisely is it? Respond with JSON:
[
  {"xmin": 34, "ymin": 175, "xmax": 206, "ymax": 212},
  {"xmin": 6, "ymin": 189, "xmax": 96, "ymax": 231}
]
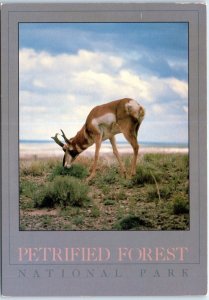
[
  {"xmin": 60, "ymin": 129, "xmax": 70, "ymax": 145},
  {"xmin": 51, "ymin": 133, "xmax": 64, "ymax": 147}
]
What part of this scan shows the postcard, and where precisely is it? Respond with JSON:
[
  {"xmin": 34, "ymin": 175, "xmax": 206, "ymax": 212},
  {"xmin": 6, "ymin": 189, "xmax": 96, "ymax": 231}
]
[{"xmin": 1, "ymin": 2, "xmax": 207, "ymax": 296}]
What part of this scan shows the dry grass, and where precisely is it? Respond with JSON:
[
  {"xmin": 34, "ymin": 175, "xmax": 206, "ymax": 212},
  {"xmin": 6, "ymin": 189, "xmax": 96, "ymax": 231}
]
[{"xmin": 20, "ymin": 153, "xmax": 189, "ymax": 231}]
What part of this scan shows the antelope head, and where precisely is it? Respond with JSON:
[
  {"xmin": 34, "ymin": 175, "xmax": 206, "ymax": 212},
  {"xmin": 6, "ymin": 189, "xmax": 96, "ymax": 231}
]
[{"xmin": 51, "ymin": 130, "xmax": 79, "ymax": 168}]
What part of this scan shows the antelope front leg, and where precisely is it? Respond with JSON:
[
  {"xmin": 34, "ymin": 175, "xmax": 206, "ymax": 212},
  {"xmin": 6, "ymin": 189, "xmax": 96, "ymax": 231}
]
[
  {"xmin": 87, "ymin": 135, "xmax": 102, "ymax": 181},
  {"xmin": 109, "ymin": 137, "xmax": 126, "ymax": 177}
]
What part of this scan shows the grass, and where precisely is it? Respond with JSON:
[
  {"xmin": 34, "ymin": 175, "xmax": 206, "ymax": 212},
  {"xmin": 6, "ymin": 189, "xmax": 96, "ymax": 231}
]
[
  {"xmin": 20, "ymin": 160, "xmax": 52, "ymax": 177},
  {"xmin": 19, "ymin": 153, "xmax": 189, "ymax": 231}
]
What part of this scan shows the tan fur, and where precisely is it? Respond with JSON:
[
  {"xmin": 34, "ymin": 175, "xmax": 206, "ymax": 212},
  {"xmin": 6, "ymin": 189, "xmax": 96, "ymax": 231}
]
[{"xmin": 53, "ymin": 98, "xmax": 145, "ymax": 180}]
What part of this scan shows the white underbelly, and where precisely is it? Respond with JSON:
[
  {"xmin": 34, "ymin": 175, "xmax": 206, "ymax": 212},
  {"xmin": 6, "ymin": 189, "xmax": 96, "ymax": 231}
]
[{"xmin": 100, "ymin": 123, "xmax": 121, "ymax": 140}]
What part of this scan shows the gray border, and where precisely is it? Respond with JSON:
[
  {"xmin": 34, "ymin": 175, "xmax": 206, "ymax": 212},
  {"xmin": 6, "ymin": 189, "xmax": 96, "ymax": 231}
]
[{"xmin": 1, "ymin": 3, "xmax": 207, "ymax": 296}]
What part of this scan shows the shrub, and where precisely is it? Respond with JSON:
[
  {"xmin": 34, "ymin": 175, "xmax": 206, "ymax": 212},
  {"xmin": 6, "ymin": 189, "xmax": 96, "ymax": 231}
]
[
  {"xmin": 33, "ymin": 186, "xmax": 56, "ymax": 208},
  {"xmin": 132, "ymin": 167, "xmax": 152, "ymax": 185},
  {"xmin": 73, "ymin": 216, "xmax": 84, "ymax": 226},
  {"xmin": 20, "ymin": 180, "xmax": 38, "ymax": 197},
  {"xmin": 132, "ymin": 165, "xmax": 160, "ymax": 185},
  {"xmin": 96, "ymin": 167, "xmax": 118, "ymax": 186},
  {"xmin": 104, "ymin": 199, "xmax": 115, "ymax": 206},
  {"xmin": 34, "ymin": 176, "xmax": 89, "ymax": 208},
  {"xmin": 171, "ymin": 196, "xmax": 189, "ymax": 215},
  {"xmin": 147, "ymin": 185, "xmax": 159, "ymax": 201},
  {"xmin": 116, "ymin": 191, "xmax": 127, "ymax": 200},
  {"xmin": 159, "ymin": 185, "xmax": 172, "ymax": 200},
  {"xmin": 114, "ymin": 215, "xmax": 152, "ymax": 230},
  {"xmin": 90, "ymin": 205, "xmax": 100, "ymax": 217},
  {"xmin": 49, "ymin": 164, "xmax": 88, "ymax": 180}
]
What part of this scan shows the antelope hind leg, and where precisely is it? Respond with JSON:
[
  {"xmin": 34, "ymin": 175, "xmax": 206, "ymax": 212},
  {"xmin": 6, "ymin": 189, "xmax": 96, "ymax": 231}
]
[{"xmin": 122, "ymin": 132, "xmax": 139, "ymax": 176}]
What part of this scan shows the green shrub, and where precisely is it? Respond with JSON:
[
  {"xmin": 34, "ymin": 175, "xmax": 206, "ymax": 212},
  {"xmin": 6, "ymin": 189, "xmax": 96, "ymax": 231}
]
[
  {"xmin": 34, "ymin": 176, "xmax": 89, "ymax": 208},
  {"xmin": 20, "ymin": 180, "xmax": 38, "ymax": 197},
  {"xmin": 159, "ymin": 185, "xmax": 172, "ymax": 200},
  {"xmin": 95, "ymin": 167, "xmax": 118, "ymax": 186},
  {"xmin": 132, "ymin": 165, "xmax": 160, "ymax": 185},
  {"xmin": 102, "ymin": 168, "xmax": 118, "ymax": 184},
  {"xmin": 73, "ymin": 216, "xmax": 84, "ymax": 225},
  {"xmin": 171, "ymin": 196, "xmax": 189, "ymax": 215},
  {"xmin": 116, "ymin": 191, "xmax": 127, "ymax": 200},
  {"xmin": 104, "ymin": 199, "xmax": 115, "ymax": 206},
  {"xmin": 147, "ymin": 185, "xmax": 159, "ymax": 201},
  {"xmin": 114, "ymin": 215, "xmax": 152, "ymax": 230},
  {"xmin": 34, "ymin": 186, "xmax": 56, "ymax": 208},
  {"xmin": 49, "ymin": 164, "xmax": 88, "ymax": 180},
  {"xmin": 90, "ymin": 205, "xmax": 100, "ymax": 217}
]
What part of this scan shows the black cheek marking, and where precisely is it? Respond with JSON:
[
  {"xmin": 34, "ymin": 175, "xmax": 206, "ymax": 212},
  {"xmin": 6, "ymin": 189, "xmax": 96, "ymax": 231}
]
[
  {"xmin": 63, "ymin": 155, "xmax": 66, "ymax": 167},
  {"xmin": 70, "ymin": 150, "xmax": 79, "ymax": 158}
]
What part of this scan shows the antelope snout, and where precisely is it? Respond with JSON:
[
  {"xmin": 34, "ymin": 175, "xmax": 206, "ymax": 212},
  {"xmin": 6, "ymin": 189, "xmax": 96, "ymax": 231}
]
[{"xmin": 64, "ymin": 163, "xmax": 72, "ymax": 169}]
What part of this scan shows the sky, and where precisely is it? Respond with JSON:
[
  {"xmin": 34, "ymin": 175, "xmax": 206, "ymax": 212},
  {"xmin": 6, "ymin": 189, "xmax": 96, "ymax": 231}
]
[{"xmin": 19, "ymin": 22, "xmax": 188, "ymax": 144}]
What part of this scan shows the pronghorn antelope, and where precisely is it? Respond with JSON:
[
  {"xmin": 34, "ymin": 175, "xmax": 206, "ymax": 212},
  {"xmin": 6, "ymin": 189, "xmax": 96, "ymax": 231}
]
[{"xmin": 52, "ymin": 98, "xmax": 145, "ymax": 180}]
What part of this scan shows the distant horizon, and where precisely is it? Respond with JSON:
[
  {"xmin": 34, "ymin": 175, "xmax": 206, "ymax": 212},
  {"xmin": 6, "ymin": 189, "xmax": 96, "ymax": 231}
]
[{"xmin": 19, "ymin": 139, "xmax": 188, "ymax": 147}]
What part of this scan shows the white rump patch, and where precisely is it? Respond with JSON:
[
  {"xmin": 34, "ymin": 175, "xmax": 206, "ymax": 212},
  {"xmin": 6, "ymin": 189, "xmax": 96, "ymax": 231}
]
[
  {"xmin": 125, "ymin": 99, "xmax": 140, "ymax": 112},
  {"xmin": 125, "ymin": 99, "xmax": 141, "ymax": 119}
]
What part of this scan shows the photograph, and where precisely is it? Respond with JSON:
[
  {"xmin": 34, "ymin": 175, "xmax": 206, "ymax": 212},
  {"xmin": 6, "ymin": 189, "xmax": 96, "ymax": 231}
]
[{"xmin": 19, "ymin": 22, "xmax": 189, "ymax": 231}]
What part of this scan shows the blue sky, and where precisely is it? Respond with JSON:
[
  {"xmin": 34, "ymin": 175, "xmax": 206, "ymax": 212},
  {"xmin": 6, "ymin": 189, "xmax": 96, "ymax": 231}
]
[{"xmin": 19, "ymin": 22, "xmax": 188, "ymax": 144}]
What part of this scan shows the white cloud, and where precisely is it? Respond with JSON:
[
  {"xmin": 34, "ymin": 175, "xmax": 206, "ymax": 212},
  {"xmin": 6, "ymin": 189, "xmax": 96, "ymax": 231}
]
[
  {"xmin": 167, "ymin": 59, "xmax": 188, "ymax": 73},
  {"xmin": 19, "ymin": 48, "xmax": 188, "ymax": 143},
  {"xmin": 166, "ymin": 78, "xmax": 188, "ymax": 99},
  {"xmin": 33, "ymin": 79, "xmax": 46, "ymax": 88},
  {"xmin": 152, "ymin": 104, "xmax": 165, "ymax": 114}
]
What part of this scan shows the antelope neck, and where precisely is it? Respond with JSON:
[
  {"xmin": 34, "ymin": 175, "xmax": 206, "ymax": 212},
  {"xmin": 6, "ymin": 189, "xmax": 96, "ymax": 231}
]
[{"xmin": 71, "ymin": 133, "xmax": 91, "ymax": 154}]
